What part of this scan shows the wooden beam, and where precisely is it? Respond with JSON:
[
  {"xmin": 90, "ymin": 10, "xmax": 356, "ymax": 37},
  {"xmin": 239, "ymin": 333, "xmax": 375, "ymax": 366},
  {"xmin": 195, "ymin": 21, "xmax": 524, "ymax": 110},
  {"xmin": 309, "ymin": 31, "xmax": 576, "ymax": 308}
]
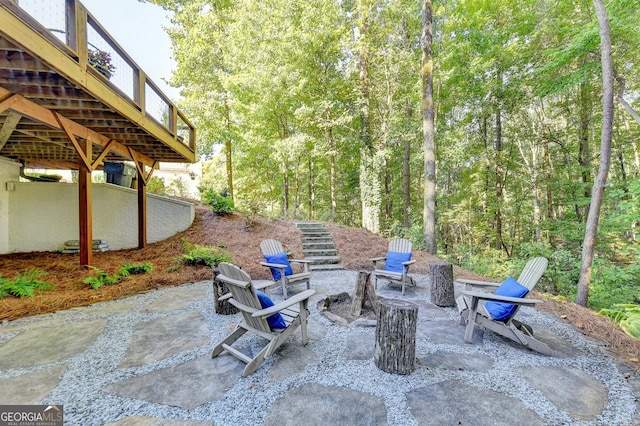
[
  {"xmin": 0, "ymin": 93, "xmax": 23, "ymax": 114},
  {"xmin": 0, "ymin": 86, "xmax": 155, "ymax": 166},
  {"xmin": 54, "ymin": 112, "xmax": 92, "ymax": 170},
  {"xmin": 0, "ymin": 111, "xmax": 21, "ymax": 149}
]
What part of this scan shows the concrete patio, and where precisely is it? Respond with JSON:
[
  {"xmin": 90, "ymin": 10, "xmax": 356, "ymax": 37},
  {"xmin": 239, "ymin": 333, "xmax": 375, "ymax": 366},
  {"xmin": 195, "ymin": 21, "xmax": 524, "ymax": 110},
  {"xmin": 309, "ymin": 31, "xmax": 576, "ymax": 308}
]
[{"xmin": 0, "ymin": 271, "xmax": 638, "ymax": 425}]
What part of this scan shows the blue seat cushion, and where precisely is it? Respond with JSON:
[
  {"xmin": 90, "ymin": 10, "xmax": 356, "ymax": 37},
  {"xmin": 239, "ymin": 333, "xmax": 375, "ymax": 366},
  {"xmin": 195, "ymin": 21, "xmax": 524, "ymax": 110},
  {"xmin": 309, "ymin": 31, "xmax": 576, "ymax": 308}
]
[
  {"xmin": 264, "ymin": 252, "xmax": 293, "ymax": 280},
  {"xmin": 383, "ymin": 251, "xmax": 412, "ymax": 273},
  {"xmin": 485, "ymin": 277, "xmax": 529, "ymax": 321},
  {"xmin": 256, "ymin": 290, "xmax": 287, "ymax": 329}
]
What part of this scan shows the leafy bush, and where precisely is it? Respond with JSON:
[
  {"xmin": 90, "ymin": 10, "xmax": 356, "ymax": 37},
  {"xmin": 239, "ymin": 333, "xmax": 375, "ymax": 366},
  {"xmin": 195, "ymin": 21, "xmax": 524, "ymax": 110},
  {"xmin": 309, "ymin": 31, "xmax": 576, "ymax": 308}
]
[
  {"xmin": 84, "ymin": 262, "xmax": 152, "ymax": 289},
  {"xmin": 177, "ymin": 241, "xmax": 232, "ymax": 267},
  {"xmin": 0, "ymin": 269, "xmax": 52, "ymax": 299},
  {"xmin": 599, "ymin": 304, "xmax": 640, "ymax": 339},
  {"xmin": 203, "ymin": 189, "xmax": 234, "ymax": 215}
]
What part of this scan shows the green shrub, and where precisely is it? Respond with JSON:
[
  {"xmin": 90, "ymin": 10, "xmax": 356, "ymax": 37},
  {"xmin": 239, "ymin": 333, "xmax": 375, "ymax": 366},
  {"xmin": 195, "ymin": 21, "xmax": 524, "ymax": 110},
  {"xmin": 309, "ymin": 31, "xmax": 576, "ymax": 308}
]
[
  {"xmin": 203, "ymin": 189, "xmax": 234, "ymax": 215},
  {"xmin": 177, "ymin": 241, "xmax": 232, "ymax": 267},
  {"xmin": 84, "ymin": 262, "xmax": 153, "ymax": 289},
  {"xmin": 0, "ymin": 269, "xmax": 52, "ymax": 299},
  {"xmin": 599, "ymin": 304, "xmax": 640, "ymax": 339}
]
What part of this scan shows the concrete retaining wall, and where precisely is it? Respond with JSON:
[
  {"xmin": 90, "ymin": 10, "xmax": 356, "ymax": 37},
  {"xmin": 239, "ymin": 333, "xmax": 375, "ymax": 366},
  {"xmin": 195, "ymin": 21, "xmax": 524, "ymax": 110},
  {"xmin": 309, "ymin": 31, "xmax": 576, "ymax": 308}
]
[{"xmin": 1, "ymin": 173, "xmax": 194, "ymax": 253}]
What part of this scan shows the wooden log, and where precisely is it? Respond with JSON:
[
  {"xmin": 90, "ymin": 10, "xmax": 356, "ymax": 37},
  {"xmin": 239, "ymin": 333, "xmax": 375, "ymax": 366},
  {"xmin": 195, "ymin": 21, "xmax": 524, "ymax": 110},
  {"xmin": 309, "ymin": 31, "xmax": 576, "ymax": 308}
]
[
  {"xmin": 430, "ymin": 262, "xmax": 455, "ymax": 307},
  {"xmin": 212, "ymin": 268, "xmax": 239, "ymax": 315},
  {"xmin": 374, "ymin": 298, "xmax": 418, "ymax": 375},
  {"xmin": 350, "ymin": 271, "xmax": 379, "ymax": 317}
]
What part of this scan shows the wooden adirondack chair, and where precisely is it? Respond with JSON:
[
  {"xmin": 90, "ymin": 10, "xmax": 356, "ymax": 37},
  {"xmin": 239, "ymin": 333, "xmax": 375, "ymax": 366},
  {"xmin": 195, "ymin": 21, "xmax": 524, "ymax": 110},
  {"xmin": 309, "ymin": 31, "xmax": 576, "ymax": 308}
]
[
  {"xmin": 211, "ymin": 262, "xmax": 316, "ymax": 377},
  {"xmin": 456, "ymin": 257, "xmax": 551, "ymax": 355},
  {"xmin": 260, "ymin": 239, "xmax": 313, "ymax": 299},
  {"xmin": 370, "ymin": 238, "xmax": 416, "ymax": 295}
]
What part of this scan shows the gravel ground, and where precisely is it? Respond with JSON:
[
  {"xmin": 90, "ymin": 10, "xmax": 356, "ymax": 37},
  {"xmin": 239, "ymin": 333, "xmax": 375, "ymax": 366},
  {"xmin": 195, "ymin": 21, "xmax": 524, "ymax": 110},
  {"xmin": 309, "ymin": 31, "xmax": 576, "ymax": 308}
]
[{"xmin": 0, "ymin": 271, "xmax": 638, "ymax": 425}]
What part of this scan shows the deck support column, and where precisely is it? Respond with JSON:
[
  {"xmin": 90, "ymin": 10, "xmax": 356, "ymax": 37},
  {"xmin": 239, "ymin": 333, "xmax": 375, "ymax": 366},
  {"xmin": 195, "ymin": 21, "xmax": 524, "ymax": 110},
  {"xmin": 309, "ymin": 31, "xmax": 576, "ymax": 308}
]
[
  {"xmin": 137, "ymin": 170, "xmax": 147, "ymax": 249},
  {"xmin": 78, "ymin": 140, "xmax": 93, "ymax": 266}
]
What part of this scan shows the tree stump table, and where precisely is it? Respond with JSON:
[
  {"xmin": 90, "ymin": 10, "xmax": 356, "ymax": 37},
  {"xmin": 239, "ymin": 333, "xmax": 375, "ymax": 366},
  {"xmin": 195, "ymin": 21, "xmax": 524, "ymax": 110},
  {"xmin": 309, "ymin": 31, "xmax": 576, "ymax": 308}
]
[
  {"xmin": 429, "ymin": 262, "xmax": 455, "ymax": 307},
  {"xmin": 374, "ymin": 298, "xmax": 418, "ymax": 375},
  {"xmin": 212, "ymin": 267, "xmax": 239, "ymax": 315}
]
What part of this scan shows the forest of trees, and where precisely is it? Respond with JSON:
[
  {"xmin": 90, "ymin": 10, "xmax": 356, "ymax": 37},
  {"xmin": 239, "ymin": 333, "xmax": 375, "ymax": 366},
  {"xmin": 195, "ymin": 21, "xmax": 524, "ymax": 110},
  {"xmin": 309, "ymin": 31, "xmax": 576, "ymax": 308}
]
[{"xmin": 147, "ymin": 0, "xmax": 640, "ymax": 311}]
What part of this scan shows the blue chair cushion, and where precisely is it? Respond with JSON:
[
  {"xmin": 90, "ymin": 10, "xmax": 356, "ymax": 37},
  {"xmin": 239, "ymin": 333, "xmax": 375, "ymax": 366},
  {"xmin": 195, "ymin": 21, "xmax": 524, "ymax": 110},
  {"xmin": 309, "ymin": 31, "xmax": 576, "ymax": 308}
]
[
  {"xmin": 256, "ymin": 290, "xmax": 287, "ymax": 329},
  {"xmin": 485, "ymin": 277, "xmax": 529, "ymax": 321},
  {"xmin": 383, "ymin": 251, "xmax": 412, "ymax": 273},
  {"xmin": 264, "ymin": 252, "xmax": 293, "ymax": 280}
]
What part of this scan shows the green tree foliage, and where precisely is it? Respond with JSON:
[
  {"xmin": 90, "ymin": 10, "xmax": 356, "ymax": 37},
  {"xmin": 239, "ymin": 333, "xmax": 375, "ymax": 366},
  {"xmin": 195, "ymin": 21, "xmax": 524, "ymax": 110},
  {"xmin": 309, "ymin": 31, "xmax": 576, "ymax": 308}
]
[{"xmin": 147, "ymin": 0, "xmax": 640, "ymax": 310}]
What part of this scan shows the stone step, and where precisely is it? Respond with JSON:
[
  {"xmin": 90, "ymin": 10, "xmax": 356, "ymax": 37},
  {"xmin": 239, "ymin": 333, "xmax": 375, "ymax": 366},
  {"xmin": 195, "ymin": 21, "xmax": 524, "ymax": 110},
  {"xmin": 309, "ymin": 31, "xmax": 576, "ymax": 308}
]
[
  {"xmin": 304, "ymin": 248, "xmax": 338, "ymax": 257},
  {"xmin": 303, "ymin": 242, "xmax": 336, "ymax": 250},
  {"xmin": 295, "ymin": 222, "xmax": 326, "ymax": 230},
  {"xmin": 301, "ymin": 231, "xmax": 332, "ymax": 240},
  {"xmin": 301, "ymin": 235, "xmax": 332, "ymax": 240},
  {"xmin": 306, "ymin": 255, "xmax": 341, "ymax": 265},
  {"xmin": 310, "ymin": 263, "xmax": 345, "ymax": 271}
]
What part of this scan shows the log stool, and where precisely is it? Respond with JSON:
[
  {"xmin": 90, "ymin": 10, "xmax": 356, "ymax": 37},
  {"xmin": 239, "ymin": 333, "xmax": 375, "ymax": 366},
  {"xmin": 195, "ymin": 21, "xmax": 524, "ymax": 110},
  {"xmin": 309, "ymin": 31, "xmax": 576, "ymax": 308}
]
[
  {"xmin": 429, "ymin": 262, "xmax": 455, "ymax": 307},
  {"xmin": 212, "ymin": 267, "xmax": 239, "ymax": 315},
  {"xmin": 374, "ymin": 298, "xmax": 418, "ymax": 375}
]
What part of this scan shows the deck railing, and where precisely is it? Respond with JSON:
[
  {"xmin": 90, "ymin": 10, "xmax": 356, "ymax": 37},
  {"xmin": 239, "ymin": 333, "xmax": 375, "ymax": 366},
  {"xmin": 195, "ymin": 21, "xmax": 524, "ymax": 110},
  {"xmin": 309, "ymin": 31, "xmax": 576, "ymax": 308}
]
[{"xmin": 9, "ymin": 0, "xmax": 195, "ymax": 152}]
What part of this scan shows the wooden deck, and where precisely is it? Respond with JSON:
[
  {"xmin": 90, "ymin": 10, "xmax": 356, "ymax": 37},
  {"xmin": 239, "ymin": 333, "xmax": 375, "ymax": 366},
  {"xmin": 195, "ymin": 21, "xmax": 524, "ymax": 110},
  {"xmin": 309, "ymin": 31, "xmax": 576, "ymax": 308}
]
[
  {"xmin": 0, "ymin": 0, "xmax": 196, "ymax": 266},
  {"xmin": 0, "ymin": 0, "xmax": 195, "ymax": 170}
]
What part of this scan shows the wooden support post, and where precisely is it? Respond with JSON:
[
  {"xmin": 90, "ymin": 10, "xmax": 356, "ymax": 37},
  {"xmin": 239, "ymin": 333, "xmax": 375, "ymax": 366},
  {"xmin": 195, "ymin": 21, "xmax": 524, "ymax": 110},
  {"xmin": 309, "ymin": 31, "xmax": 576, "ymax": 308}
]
[
  {"xmin": 430, "ymin": 262, "xmax": 455, "ymax": 307},
  {"xmin": 137, "ymin": 169, "xmax": 147, "ymax": 249},
  {"xmin": 374, "ymin": 298, "xmax": 418, "ymax": 375},
  {"xmin": 212, "ymin": 268, "xmax": 239, "ymax": 315},
  {"xmin": 78, "ymin": 142, "xmax": 92, "ymax": 266}
]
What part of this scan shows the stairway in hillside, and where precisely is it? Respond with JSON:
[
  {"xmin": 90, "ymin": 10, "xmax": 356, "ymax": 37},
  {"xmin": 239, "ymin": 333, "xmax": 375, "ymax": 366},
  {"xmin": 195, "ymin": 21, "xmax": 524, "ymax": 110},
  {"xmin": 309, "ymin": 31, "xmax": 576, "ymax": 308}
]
[{"xmin": 295, "ymin": 222, "xmax": 344, "ymax": 271}]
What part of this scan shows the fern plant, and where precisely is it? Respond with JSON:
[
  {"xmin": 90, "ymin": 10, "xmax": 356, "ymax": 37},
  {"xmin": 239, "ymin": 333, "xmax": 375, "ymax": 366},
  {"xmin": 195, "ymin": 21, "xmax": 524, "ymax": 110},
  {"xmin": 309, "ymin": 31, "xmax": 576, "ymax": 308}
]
[
  {"xmin": 0, "ymin": 269, "xmax": 52, "ymax": 299},
  {"xmin": 84, "ymin": 262, "xmax": 153, "ymax": 289}
]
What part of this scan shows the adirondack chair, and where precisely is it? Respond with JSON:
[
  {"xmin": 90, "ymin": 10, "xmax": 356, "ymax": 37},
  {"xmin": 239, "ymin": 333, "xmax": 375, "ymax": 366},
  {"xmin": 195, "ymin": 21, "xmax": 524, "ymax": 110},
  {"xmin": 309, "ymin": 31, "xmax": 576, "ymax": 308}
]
[
  {"xmin": 211, "ymin": 262, "xmax": 316, "ymax": 377},
  {"xmin": 370, "ymin": 238, "xmax": 416, "ymax": 295},
  {"xmin": 456, "ymin": 257, "xmax": 551, "ymax": 355},
  {"xmin": 260, "ymin": 239, "xmax": 313, "ymax": 299}
]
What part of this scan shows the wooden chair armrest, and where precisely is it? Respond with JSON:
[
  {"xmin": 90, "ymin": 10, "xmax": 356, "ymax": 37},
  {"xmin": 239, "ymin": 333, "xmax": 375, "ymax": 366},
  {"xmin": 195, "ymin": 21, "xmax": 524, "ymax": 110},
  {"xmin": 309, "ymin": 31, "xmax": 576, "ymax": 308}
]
[
  {"xmin": 252, "ymin": 289, "xmax": 317, "ymax": 317},
  {"xmin": 260, "ymin": 261, "xmax": 287, "ymax": 269},
  {"xmin": 290, "ymin": 259, "xmax": 313, "ymax": 264},
  {"xmin": 370, "ymin": 256, "xmax": 387, "ymax": 262},
  {"xmin": 218, "ymin": 292, "xmax": 233, "ymax": 301},
  {"xmin": 461, "ymin": 290, "xmax": 542, "ymax": 306},
  {"xmin": 216, "ymin": 275, "xmax": 251, "ymax": 289},
  {"xmin": 402, "ymin": 259, "xmax": 416, "ymax": 266},
  {"xmin": 455, "ymin": 278, "xmax": 500, "ymax": 291}
]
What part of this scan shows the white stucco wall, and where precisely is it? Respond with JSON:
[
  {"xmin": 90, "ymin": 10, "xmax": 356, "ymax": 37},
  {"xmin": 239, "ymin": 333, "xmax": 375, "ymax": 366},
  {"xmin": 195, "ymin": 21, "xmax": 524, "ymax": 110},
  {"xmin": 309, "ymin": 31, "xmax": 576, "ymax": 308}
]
[
  {"xmin": 0, "ymin": 158, "xmax": 21, "ymax": 253},
  {"xmin": 4, "ymin": 181, "xmax": 194, "ymax": 253}
]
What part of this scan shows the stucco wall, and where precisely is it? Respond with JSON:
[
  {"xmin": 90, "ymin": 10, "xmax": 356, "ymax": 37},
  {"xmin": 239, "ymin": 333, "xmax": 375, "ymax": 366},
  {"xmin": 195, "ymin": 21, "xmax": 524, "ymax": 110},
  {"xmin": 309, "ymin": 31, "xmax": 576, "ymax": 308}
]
[
  {"xmin": 0, "ymin": 158, "xmax": 21, "ymax": 253},
  {"xmin": 4, "ymin": 181, "xmax": 194, "ymax": 253}
]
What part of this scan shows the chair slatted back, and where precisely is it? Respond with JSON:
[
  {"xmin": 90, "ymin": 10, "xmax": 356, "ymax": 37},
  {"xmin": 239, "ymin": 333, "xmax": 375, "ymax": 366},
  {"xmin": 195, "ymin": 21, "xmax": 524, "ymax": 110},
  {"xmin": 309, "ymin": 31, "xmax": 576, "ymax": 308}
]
[
  {"xmin": 388, "ymin": 238, "xmax": 412, "ymax": 254},
  {"xmin": 260, "ymin": 239, "xmax": 285, "ymax": 256},
  {"xmin": 218, "ymin": 262, "xmax": 271, "ymax": 333},
  {"xmin": 516, "ymin": 257, "xmax": 548, "ymax": 291}
]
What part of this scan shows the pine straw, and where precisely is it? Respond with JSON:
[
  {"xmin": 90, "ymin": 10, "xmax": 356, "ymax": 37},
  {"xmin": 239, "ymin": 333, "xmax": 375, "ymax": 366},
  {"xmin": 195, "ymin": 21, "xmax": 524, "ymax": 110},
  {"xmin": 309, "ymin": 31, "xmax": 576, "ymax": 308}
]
[{"xmin": 1, "ymin": 205, "xmax": 638, "ymax": 373}]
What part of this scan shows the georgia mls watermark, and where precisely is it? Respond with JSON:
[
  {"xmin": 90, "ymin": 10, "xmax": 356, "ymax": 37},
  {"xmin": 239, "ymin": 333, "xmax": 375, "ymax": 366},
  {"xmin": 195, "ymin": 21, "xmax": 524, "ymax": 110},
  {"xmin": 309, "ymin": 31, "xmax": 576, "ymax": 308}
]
[{"xmin": 0, "ymin": 405, "xmax": 63, "ymax": 426}]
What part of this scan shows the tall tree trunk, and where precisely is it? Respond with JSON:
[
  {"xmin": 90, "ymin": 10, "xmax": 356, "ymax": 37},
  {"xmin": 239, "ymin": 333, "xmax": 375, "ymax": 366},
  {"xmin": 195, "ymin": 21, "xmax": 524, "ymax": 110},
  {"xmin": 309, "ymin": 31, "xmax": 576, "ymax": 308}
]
[
  {"xmin": 402, "ymin": 100, "xmax": 412, "ymax": 228},
  {"xmin": 577, "ymin": 81, "xmax": 592, "ymax": 223},
  {"xmin": 328, "ymin": 126, "xmax": 337, "ymax": 222},
  {"xmin": 356, "ymin": 1, "xmax": 379, "ymax": 233},
  {"xmin": 494, "ymin": 109, "xmax": 504, "ymax": 252},
  {"xmin": 576, "ymin": 0, "xmax": 614, "ymax": 307},
  {"xmin": 223, "ymin": 95, "xmax": 233, "ymax": 200},
  {"xmin": 421, "ymin": 0, "xmax": 436, "ymax": 254},
  {"xmin": 308, "ymin": 157, "xmax": 315, "ymax": 219}
]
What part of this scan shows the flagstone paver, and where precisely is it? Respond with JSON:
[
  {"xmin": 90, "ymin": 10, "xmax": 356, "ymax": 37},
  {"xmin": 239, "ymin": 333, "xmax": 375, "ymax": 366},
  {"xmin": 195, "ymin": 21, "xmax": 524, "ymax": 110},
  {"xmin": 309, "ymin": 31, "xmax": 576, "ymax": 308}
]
[{"xmin": 0, "ymin": 319, "xmax": 106, "ymax": 369}]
